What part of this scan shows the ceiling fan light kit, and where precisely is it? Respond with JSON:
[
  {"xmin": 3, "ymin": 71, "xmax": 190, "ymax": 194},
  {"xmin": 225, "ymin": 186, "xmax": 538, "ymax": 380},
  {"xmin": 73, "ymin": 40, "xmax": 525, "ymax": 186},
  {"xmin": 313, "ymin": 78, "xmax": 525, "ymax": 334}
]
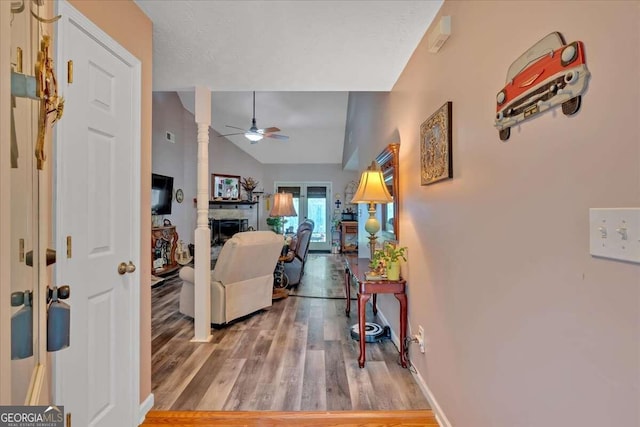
[
  {"xmin": 244, "ymin": 132, "xmax": 263, "ymax": 142},
  {"xmin": 218, "ymin": 91, "xmax": 290, "ymax": 143}
]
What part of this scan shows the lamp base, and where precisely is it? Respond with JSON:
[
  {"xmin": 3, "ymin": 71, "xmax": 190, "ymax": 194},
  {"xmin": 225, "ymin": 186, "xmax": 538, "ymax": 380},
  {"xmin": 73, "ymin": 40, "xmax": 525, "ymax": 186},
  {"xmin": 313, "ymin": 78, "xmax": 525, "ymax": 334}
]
[
  {"xmin": 367, "ymin": 234, "xmax": 378, "ymax": 260},
  {"xmin": 364, "ymin": 203, "xmax": 380, "ymax": 260}
]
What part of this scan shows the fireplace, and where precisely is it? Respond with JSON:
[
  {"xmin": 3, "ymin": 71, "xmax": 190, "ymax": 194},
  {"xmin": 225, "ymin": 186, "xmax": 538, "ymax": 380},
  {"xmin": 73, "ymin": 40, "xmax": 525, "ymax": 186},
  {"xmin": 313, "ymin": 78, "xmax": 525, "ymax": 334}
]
[{"xmin": 210, "ymin": 218, "xmax": 249, "ymax": 245}]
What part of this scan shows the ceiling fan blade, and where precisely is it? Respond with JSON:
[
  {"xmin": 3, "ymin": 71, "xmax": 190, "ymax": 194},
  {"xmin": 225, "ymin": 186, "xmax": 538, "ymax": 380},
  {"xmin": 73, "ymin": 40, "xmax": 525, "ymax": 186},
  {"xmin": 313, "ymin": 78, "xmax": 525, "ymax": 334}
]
[
  {"xmin": 217, "ymin": 132, "xmax": 245, "ymax": 137},
  {"xmin": 259, "ymin": 127, "xmax": 280, "ymax": 134},
  {"xmin": 225, "ymin": 125, "xmax": 247, "ymax": 132},
  {"xmin": 265, "ymin": 133, "xmax": 289, "ymax": 141}
]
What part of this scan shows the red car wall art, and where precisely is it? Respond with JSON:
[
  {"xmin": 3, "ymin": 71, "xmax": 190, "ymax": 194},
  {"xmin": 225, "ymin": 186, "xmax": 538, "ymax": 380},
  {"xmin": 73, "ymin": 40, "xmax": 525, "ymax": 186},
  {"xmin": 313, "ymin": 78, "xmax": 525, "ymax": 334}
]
[{"xmin": 494, "ymin": 32, "xmax": 590, "ymax": 141}]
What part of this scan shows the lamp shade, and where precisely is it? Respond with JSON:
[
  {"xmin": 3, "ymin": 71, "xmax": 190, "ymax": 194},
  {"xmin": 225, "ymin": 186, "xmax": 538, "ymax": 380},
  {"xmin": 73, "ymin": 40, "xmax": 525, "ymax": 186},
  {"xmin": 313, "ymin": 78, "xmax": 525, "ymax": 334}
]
[
  {"xmin": 269, "ymin": 192, "xmax": 297, "ymax": 217},
  {"xmin": 351, "ymin": 161, "xmax": 393, "ymax": 204}
]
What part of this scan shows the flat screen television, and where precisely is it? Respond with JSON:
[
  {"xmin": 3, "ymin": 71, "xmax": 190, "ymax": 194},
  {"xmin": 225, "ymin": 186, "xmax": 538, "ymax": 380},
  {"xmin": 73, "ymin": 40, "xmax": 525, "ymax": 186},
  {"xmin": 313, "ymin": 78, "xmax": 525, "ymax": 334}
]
[{"xmin": 151, "ymin": 173, "xmax": 174, "ymax": 215}]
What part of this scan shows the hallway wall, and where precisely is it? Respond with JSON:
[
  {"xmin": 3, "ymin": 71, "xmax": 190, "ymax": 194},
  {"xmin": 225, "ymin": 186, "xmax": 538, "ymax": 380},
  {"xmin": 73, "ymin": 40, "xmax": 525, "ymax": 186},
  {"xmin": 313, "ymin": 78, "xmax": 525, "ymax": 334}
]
[{"xmin": 347, "ymin": 1, "xmax": 640, "ymax": 426}]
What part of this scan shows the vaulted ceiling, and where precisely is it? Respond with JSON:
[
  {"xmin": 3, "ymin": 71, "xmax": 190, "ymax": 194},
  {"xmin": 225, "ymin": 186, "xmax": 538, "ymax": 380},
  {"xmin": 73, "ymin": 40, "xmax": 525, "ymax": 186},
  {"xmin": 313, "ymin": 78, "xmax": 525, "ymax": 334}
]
[{"xmin": 135, "ymin": 0, "xmax": 443, "ymax": 163}]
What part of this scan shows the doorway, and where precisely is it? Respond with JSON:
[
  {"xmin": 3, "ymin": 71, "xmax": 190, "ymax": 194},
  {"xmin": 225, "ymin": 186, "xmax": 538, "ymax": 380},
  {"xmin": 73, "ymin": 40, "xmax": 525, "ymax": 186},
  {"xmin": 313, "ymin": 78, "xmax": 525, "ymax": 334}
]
[{"xmin": 274, "ymin": 182, "xmax": 332, "ymax": 251}]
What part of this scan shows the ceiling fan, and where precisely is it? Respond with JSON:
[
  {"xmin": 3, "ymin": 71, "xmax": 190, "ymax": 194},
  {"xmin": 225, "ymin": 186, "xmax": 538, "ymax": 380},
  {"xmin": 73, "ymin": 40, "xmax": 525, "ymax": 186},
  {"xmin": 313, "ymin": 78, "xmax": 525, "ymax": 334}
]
[{"xmin": 218, "ymin": 91, "xmax": 289, "ymax": 143}]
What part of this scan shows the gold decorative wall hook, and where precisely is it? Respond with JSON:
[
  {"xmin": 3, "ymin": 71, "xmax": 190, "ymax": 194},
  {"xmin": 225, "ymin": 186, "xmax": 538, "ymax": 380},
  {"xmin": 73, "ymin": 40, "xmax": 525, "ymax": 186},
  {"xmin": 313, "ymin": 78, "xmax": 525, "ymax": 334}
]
[{"xmin": 34, "ymin": 35, "xmax": 64, "ymax": 170}]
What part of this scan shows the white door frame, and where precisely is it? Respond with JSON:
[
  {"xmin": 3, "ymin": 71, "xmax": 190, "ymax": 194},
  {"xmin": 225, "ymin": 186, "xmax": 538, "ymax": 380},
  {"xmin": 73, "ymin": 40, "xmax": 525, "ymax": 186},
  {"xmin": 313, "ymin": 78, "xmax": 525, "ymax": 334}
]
[{"xmin": 53, "ymin": 1, "xmax": 141, "ymax": 424}]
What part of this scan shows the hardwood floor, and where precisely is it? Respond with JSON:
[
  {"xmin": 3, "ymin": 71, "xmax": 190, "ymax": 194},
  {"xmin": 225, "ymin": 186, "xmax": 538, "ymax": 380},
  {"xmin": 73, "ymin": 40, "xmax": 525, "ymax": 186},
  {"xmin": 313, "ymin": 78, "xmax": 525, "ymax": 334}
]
[{"xmin": 151, "ymin": 254, "xmax": 430, "ymax": 412}]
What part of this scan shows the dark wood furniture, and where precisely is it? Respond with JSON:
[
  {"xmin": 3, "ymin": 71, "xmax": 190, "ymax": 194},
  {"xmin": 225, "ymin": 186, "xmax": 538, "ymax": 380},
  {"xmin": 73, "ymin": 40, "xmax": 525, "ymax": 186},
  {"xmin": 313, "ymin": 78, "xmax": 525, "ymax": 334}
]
[
  {"xmin": 340, "ymin": 220, "xmax": 358, "ymax": 253},
  {"xmin": 151, "ymin": 226, "xmax": 179, "ymax": 275},
  {"xmin": 344, "ymin": 256, "xmax": 407, "ymax": 368}
]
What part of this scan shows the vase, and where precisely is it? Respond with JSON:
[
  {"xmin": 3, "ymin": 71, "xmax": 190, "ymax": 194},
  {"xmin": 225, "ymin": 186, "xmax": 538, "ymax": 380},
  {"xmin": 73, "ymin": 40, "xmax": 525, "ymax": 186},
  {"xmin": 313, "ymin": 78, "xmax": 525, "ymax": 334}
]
[{"xmin": 386, "ymin": 261, "xmax": 400, "ymax": 281}]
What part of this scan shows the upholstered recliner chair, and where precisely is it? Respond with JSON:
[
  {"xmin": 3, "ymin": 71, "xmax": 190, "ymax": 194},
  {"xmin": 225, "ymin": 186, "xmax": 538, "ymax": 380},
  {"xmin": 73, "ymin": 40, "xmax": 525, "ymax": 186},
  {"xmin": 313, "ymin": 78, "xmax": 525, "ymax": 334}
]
[
  {"xmin": 283, "ymin": 219, "xmax": 314, "ymax": 287},
  {"xmin": 178, "ymin": 230, "xmax": 283, "ymax": 325}
]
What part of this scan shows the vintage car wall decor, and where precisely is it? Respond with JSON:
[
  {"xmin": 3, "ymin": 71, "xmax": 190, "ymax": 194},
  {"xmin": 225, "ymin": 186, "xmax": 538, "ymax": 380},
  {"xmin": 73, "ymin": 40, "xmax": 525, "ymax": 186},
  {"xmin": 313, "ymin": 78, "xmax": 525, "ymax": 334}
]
[{"xmin": 494, "ymin": 32, "xmax": 590, "ymax": 141}]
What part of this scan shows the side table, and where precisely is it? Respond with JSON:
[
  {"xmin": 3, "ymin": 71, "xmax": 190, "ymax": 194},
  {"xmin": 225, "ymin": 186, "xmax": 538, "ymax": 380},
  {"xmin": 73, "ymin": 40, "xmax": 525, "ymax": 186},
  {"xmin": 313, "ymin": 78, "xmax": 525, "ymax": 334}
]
[
  {"xmin": 273, "ymin": 246, "xmax": 292, "ymax": 300},
  {"xmin": 344, "ymin": 256, "xmax": 408, "ymax": 368}
]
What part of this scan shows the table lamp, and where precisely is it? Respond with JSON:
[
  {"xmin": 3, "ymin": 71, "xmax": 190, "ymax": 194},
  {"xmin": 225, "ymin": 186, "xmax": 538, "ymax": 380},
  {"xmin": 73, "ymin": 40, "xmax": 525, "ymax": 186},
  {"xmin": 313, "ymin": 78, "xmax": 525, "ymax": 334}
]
[
  {"xmin": 351, "ymin": 161, "xmax": 393, "ymax": 259},
  {"xmin": 269, "ymin": 192, "xmax": 297, "ymax": 235}
]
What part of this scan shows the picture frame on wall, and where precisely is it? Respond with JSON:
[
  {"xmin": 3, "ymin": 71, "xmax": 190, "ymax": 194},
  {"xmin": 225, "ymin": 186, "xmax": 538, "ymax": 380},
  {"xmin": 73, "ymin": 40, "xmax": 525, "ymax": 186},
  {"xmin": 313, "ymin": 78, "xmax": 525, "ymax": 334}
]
[
  {"xmin": 420, "ymin": 101, "xmax": 453, "ymax": 185},
  {"xmin": 212, "ymin": 174, "xmax": 241, "ymax": 199}
]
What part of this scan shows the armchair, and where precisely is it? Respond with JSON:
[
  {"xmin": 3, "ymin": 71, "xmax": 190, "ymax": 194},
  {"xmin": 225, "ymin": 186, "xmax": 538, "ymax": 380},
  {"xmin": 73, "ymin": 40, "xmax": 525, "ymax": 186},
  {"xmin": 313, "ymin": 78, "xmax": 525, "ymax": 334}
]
[
  {"xmin": 178, "ymin": 230, "xmax": 283, "ymax": 325},
  {"xmin": 283, "ymin": 219, "xmax": 314, "ymax": 287}
]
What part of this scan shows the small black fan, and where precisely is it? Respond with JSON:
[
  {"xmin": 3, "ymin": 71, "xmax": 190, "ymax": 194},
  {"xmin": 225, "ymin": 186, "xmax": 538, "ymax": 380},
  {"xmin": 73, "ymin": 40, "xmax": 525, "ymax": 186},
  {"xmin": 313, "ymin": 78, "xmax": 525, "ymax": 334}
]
[{"xmin": 218, "ymin": 91, "xmax": 289, "ymax": 144}]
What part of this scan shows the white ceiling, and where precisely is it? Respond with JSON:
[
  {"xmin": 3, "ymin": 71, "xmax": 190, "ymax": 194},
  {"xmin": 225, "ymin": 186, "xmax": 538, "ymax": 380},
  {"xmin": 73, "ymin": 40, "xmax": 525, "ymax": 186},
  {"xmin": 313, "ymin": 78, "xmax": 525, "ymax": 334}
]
[
  {"xmin": 136, "ymin": 0, "xmax": 443, "ymax": 163},
  {"xmin": 177, "ymin": 91, "xmax": 349, "ymax": 163}
]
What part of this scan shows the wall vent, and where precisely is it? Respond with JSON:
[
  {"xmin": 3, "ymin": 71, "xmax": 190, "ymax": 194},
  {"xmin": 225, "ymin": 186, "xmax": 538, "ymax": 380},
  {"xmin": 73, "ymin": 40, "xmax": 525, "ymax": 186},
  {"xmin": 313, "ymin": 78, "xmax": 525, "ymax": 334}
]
[{"xmin": 428, "ymin": 16, "xmax": 451, "ymax": 53}]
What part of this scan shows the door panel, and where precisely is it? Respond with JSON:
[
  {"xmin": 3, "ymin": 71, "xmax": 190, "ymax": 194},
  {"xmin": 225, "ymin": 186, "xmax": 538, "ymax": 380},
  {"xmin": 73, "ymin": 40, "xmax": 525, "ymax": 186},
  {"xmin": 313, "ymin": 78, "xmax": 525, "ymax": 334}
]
[
  {"xmin": 55, "ymin": 3, "xmax": 140, "ymax": 425},
  {"xmin": 275, "ymin": 182, "xmax": 331, "ymax": 251}
]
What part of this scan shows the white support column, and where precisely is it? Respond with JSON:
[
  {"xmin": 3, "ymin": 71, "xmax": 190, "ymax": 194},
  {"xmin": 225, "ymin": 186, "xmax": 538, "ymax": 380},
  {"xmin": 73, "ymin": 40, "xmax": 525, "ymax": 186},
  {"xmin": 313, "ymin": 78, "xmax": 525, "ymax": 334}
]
[{"xmin": 192, "ymin": 86, "xmax": 212, "ymax": 342}]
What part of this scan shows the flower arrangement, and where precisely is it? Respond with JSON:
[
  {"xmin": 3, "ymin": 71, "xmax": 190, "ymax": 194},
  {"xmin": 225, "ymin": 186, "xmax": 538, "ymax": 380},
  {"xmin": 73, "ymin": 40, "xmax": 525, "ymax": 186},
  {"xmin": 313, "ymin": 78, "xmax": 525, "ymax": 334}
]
[{"xmin": 241, "ymin": 177, "xmax": 259, "ymax": 192}]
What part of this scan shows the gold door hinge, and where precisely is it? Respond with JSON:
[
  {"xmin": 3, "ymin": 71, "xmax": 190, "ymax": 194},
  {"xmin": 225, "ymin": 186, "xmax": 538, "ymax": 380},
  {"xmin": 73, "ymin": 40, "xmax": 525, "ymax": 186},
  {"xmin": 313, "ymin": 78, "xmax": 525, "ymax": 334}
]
[
  {"xmin": 66, "ymin": 236, "xmax": 72, "ymax": 259},
  {"xmin": 67, "ymin": 60, "xmax": 73, "ymax": 84},
  {"xmin": 66, "ymin": 413, "xmax": 71, "ymax": 427},
  {"xmin": 19, "ymin": 238, "xmax": 25, "ymax": 262}
]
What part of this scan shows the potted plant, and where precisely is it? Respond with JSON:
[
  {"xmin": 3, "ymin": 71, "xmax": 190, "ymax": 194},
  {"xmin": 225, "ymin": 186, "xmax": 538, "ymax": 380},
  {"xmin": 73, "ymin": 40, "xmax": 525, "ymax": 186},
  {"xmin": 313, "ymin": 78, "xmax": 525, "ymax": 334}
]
[
  {"xmin": 266, "ymin": 216, "xmax": 283, "ymax": 233},
  {"xmin": 370, "ymin": 242, "xmax": 407, "ymax": 281}
]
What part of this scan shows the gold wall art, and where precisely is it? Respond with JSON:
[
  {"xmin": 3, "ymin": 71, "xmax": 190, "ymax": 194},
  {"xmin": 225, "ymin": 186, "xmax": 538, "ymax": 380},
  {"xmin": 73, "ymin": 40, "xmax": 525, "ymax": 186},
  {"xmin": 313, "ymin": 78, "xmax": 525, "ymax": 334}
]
[{"xmin": 420, "ymin": 101, "xmax": 452, "ymax": 185}]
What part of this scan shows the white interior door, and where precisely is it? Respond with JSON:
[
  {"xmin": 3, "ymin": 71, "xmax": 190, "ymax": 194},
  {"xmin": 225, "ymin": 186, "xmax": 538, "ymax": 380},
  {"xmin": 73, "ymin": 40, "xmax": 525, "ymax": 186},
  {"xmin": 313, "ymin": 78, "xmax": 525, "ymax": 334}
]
[
  {"xmin": 275, "ymin": 182, "xmax": 332, "ymax": 251},
  {"xmin": 54, "ymin": 2, "xmax": 141, "ymax": 426}
]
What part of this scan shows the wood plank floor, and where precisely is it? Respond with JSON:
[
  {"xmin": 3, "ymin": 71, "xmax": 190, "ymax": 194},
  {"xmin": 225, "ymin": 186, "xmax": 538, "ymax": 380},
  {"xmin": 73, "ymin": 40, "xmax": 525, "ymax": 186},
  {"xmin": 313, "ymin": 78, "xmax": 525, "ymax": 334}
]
[{"xmin": 151, "ymin": 254, "xmax": 430, "ymax": 412}]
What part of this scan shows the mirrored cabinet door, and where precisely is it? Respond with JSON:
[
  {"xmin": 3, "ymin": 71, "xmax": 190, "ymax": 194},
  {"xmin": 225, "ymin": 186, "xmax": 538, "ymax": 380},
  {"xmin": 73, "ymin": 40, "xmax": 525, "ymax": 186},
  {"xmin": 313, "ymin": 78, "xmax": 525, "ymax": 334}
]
[{"xmin": 7, "ymin": 0, "xmax": 49, "ymax": 404}]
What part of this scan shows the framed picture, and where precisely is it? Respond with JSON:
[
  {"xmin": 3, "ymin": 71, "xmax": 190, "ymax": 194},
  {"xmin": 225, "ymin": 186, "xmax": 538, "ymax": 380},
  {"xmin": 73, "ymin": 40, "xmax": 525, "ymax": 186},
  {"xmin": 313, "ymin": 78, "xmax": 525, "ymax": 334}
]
[
  {"xmin": 212, "ymin": 174, "xmax": 241, "ymax": 199},
  {"xmin": 420, "ymin": 101, "xmax": 453, "ymax": 185}
]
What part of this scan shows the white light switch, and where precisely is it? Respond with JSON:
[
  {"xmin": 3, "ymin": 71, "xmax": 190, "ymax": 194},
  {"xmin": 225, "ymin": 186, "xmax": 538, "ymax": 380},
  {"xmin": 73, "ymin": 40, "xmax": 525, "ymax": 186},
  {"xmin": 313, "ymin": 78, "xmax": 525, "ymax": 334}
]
[{"xmin": 589, "ymin": 208, "xmax": 640, "ymax": 263}]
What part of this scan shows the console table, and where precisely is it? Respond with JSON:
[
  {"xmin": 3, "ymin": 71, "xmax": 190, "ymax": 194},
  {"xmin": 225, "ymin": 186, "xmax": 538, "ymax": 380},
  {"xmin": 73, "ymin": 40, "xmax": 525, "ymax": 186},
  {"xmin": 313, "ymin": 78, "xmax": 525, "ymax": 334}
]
[{"xmin": 344, "ymin": 256, "xmax": 408, "ymax": 368}]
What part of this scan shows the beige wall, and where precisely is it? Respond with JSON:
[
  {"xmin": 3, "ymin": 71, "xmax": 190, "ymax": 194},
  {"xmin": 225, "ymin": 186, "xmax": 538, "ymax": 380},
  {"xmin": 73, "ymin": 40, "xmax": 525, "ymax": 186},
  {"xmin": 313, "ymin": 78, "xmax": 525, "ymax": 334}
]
[
  {"xmin": 67, "ymin": 0, "xmax": 153, "ymax": 403},
  {"xmin": 349, "ymin": 1, "xmax": 639, "ymax": 425}
]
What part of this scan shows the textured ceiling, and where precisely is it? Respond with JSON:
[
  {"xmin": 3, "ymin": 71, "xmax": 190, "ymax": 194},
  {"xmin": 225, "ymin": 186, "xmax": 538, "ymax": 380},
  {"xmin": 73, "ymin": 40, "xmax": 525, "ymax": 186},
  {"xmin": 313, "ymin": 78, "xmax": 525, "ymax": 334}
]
[{"xmin": 136, "ymin": 0, "xmax": 443, "ymax": 163}]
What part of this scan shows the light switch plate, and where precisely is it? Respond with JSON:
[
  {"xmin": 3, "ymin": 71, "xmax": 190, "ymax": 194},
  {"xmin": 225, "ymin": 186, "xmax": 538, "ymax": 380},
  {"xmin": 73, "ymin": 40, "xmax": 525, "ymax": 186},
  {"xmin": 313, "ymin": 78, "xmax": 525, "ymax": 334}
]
[{"xmin": 589, "ymin": 208, "xmax": 640, "ymax": 263}]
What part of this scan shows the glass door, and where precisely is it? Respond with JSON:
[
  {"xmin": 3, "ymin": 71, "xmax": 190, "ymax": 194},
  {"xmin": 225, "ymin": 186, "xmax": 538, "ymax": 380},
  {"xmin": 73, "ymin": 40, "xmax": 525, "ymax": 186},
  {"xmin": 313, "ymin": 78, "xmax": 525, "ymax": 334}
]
[{"xmin": 275, "ymin": 182, "xmax": 332, "ymax": 251}]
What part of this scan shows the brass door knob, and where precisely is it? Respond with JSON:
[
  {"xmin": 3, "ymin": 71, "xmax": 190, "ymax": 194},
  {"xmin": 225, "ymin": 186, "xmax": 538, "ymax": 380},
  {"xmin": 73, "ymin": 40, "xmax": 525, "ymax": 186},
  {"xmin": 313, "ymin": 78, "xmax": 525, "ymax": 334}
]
[
  {"xmin": 117, "ymin": 261, "xmax": 136, "ymax": 275},
  {"xmin": 126, "ymin": 261, "xmax": 136, "ymax": 273}
]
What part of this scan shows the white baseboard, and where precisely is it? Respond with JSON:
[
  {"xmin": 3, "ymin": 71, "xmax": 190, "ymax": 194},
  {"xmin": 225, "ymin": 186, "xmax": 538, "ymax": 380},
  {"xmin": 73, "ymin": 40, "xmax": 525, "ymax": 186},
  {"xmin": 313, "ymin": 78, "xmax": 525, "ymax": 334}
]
[
  {"xmin": 410, "ymin": 364, "xmax": 452, "ymax": 427},
  {"xmin": 375, "ymin": 308, "xmax": 400, "ymax": 348},
  {"xmin": 139, "ymin": 393, "xmax": 154, "ymax": 425},
  {"xmin": 376, "ymin": 308, "xmax": 451, "ymax": 427}
]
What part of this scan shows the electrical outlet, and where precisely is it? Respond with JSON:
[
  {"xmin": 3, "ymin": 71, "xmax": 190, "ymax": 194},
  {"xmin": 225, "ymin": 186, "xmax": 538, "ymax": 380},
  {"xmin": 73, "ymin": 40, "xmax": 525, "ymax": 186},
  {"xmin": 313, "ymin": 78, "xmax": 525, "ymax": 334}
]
[{"xmin": 418, "ymin": 325, "xmax": 425, "ymax": 353}]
